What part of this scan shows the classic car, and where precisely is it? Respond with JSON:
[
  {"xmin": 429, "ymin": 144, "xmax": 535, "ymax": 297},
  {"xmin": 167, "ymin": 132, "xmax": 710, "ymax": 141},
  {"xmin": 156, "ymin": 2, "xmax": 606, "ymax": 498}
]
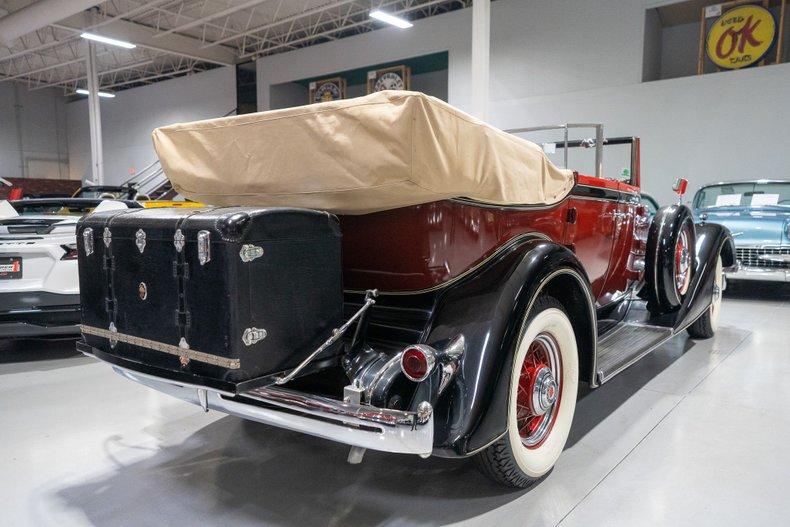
[
  {"xmin": 75, "ymin": 92, "xmax": 733, "ymax": 488},
  {"xmin": 692, "ymin": 180, "xmax": 790, "ymax": 282},
  {"xmin": 0, "ymin": 198, "xmax": 140, "ymax": 337}
]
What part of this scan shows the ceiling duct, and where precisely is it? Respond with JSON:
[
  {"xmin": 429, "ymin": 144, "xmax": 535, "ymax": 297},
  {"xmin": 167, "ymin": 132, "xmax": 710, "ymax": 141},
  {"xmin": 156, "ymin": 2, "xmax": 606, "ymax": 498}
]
[{"xmin": 0, "ymin": 0, "xmax": 102, "ymax": 45}]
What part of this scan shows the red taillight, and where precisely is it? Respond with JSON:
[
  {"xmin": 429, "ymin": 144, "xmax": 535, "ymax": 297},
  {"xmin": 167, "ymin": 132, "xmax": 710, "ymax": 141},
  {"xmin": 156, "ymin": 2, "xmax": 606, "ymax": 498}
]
[
  {"xmin": 400, "ymin": 345, "xmax": 436, "ymax": 382},
  {"xmin": 61, "ymin": 244, "xmax": 78, "ymax": 260}
]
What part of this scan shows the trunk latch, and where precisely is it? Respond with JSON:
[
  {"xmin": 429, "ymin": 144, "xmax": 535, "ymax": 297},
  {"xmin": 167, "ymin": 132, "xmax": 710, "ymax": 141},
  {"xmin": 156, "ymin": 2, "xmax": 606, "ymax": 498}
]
[{"xmin": 240, "ymin": 244, "xmax": 263, "ymax": 262}]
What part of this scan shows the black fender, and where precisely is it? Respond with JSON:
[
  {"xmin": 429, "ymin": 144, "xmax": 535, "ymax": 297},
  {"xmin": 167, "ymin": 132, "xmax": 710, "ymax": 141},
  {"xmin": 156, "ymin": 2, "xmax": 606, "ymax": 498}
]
[
  {"xmin": 422, "ymin": 236, "xmax": 596, "ymax": 458},
  {"xmin": 644, "ymin": 204, "xmax": 696, "ymax": 312},
  {"xmin": 672, "ymin": 221, "xmax": 734, "ymax": 331}
]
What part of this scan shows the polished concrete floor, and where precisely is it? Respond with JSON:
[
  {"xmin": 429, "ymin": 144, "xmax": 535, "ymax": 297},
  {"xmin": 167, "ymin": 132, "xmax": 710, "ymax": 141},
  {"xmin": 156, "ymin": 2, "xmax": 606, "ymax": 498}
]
[{"xmin": 1, "ymin": 282, "xmax": 789, "ymax": 526}]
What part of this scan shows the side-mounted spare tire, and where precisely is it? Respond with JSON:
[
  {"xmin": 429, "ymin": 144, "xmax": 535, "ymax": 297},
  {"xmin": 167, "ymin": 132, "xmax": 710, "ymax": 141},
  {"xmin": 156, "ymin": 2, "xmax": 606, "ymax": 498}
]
[{"xmin": 644, "ymin": 204, "xmax": 696, "ymax": 314}]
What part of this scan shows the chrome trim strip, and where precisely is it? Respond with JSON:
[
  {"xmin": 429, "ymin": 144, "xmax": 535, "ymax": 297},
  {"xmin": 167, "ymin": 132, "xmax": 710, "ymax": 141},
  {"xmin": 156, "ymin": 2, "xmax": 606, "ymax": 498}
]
[
  {"xmin": 450, "ymin": 197, "xmax": 563, "ymax": 211},
  {"xmin": 344, "ymin": 231, "xmax": 552, "ymax": 296},
  {"xmin": 109, "ymin": 364, "xmax": 434, "ymax": 456},
  {"xmin": 81, "ymin": 324, "xmax": 241, "ymax": 369}
]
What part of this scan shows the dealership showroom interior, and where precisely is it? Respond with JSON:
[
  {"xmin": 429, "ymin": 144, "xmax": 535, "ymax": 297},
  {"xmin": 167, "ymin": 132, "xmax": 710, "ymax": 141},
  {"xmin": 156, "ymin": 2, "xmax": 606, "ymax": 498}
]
[{"xmin": 2, "ymin": 0, "xmax": 790, "ymax": 525}]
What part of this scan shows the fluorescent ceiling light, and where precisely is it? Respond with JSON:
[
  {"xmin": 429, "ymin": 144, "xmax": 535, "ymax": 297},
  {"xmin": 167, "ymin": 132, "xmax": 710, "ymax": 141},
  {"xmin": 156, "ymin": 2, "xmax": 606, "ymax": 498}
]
[
  {"xmin": 369, "ymin": 10, "xmax": 413, "ymax": 28},
  {"xmin": 75, "ymin": 88, "xmax": 116, "ymax": 98},
  {"xmin": 80, "ymin": 32, "xmax": 136, "ymax": 49}
]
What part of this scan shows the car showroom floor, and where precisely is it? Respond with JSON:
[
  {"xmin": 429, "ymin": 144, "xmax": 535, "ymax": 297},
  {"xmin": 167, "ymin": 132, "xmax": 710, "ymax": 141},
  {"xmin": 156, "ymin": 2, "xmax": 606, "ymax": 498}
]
[{"xmin": 1, "ymin": 282, "xmax": 788, "ymax": 527}]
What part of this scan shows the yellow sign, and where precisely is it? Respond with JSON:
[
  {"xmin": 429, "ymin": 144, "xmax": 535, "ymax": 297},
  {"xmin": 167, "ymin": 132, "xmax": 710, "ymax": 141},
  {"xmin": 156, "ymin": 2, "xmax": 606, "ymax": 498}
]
[{"xmin": 706, "ymin": 4, "xmax": 775, "ymax": 69}]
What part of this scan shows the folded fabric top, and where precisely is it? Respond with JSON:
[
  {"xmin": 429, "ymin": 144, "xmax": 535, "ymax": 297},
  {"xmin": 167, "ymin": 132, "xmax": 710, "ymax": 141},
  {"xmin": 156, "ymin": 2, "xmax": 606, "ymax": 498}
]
[{"xmin": 152, "ymin": 90, "xmax": 574, "ymax": 215}]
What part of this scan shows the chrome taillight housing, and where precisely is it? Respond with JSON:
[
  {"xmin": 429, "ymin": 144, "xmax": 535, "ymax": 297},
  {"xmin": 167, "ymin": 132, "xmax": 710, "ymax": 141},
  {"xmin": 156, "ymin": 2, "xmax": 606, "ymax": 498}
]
[{"xmin": 400, "ymin": 345, "xmax": 437, "ymax": 382}]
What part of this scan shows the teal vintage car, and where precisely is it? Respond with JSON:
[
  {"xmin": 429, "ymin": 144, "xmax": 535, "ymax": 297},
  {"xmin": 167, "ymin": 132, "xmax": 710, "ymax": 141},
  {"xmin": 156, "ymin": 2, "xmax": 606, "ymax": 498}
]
[{"xmin": 692, "ymin": 180, "xmax": 790, "ymax": 282}]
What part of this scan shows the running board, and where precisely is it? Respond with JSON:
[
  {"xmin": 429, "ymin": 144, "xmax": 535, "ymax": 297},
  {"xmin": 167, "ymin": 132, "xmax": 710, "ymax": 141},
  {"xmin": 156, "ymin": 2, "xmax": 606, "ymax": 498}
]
[{"xmin": 595, "ymin": 323, "xmax": 674, "ymax": 384}]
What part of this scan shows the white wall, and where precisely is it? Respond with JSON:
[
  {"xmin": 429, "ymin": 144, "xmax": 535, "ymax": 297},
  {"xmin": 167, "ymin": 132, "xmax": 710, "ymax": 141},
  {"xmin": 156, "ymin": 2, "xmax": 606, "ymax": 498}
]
[
  {"xmin": 491, "ymin": 63, "xmax": 790, "ymax": 205},
  {"xmin": 255, "ymin": 0, "xmax": 790, "ymax": 205},
  {"xmin": 0, "ymin": 83, "xmax": 69, "ymax": 180},
  {"xmin": 256, "ymin": 0, "xmax": 648, "ymax": 114},
  {"xmin": 67, "ymin": 66, "xmax": 236, "ymax": 184},
  {"xmin": 256, "ymin": 8, "xmax": 472, "ymax": 112}
]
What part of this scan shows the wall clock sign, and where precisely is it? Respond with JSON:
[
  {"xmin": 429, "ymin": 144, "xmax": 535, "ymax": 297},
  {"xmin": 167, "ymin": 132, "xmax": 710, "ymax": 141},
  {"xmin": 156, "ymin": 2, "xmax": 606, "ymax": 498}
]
[
  {"xmin": 367, "ymin": 65, "xmax": 411, "ymax": 94},
  {"xmin": 309, "ymin": 77, "xmax": 346, "ymax": 104}
]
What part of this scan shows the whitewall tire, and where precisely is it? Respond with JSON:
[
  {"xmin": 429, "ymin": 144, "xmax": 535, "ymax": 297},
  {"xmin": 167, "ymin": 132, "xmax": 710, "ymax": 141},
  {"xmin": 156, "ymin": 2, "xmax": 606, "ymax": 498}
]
[
  {"xmin": 687, "ymin": 255, "xmax": 723, "ymax": 339},
  {"xmin": 476, "ymin": 295, "xmax": 579, "ymax": 488}
]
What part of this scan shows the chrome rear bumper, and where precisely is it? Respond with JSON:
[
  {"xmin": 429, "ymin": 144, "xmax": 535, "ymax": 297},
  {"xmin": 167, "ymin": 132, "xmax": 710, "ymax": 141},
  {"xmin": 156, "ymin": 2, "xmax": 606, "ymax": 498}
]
[{"xmin": 112, "ymin": 365, "xmax": 434, "ymax": 456}]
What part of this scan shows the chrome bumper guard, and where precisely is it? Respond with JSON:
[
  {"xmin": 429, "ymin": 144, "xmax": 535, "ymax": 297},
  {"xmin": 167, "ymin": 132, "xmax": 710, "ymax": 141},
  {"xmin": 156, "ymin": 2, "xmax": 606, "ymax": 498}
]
[{"xmin": 112, "ymin": 365, "xmax": 434, "ymax": 456}]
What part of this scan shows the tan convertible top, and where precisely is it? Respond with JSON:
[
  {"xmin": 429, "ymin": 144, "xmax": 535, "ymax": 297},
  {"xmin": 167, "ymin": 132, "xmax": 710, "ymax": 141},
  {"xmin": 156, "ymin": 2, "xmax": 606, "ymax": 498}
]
[{"xmin": 152, "ymin": 91, "xmax": 574, "ymax": 214}]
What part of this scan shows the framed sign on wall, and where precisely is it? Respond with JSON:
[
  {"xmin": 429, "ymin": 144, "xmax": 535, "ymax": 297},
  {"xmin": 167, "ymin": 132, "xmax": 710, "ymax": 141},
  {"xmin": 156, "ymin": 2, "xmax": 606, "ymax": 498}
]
[
  {"xmin": 697, "ymin": 0, "xmax": 786, "ymax": 74},
  {"xmin": 367, "ymin": 65, "xmax": 411, "ymax": 93},
  {"xmin": 309, "ymin": 77, "xmax": 346, "ymax": 103}
]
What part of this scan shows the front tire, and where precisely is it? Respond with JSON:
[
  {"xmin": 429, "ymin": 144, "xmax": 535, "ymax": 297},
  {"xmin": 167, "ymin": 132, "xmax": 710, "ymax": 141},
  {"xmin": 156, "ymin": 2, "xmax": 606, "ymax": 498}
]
[
  {"xmin": 475, "ymin": 296, "xmax": 579, "ymax": 488},
  {"xmin": 687, "ymin": 255, "xmax": 723, "ymax": 339}
]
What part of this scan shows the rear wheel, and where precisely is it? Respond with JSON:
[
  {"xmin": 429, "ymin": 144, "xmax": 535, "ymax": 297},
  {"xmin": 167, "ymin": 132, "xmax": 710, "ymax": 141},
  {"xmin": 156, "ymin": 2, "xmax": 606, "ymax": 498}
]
[
  {"xmin": 475, "ymin": 296, "xmax": 578, "ymax": 488},
  {"xmin": 687, "ymin": 255, "xmax": 723, "ymax": 339}
]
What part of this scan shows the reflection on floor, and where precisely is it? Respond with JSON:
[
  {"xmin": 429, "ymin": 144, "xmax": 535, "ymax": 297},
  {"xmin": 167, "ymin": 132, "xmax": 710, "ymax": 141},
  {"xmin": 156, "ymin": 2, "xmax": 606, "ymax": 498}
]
[{"xmin": 1, "ymin": 281, "xmax": 788, "ymax": 526}]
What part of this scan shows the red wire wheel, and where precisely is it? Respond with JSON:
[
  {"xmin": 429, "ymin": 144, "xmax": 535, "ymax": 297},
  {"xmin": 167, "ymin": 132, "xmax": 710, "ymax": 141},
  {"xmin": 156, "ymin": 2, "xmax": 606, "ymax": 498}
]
[
  {"xmin": 515, "ymin": 332, "xmax": 562, "ymax": 449},
  {"xmin": 674, "ymin": 224, "xmax": 693, "ymax": 296}
]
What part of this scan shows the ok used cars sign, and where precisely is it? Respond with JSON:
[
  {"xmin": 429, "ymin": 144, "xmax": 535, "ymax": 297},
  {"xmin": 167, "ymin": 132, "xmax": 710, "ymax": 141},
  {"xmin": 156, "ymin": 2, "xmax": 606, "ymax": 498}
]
[{"xmin": 706, "ymin": 4, "xmax": 776, "ymax": 69}]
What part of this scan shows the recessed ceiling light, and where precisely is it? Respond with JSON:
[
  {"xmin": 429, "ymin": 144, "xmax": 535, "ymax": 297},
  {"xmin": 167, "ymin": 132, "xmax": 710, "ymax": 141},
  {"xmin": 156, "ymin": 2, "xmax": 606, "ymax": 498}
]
[
  {"xmin": 369, "ymin": 10, "xmax": 413, "ymax": 29},
  {"xmin": 80, "ymin": 32, "xmax": 136, "ymax": 49},
  {"xmin": 75, "ymin": 88, "xmax": 116, "ymax": 98}
]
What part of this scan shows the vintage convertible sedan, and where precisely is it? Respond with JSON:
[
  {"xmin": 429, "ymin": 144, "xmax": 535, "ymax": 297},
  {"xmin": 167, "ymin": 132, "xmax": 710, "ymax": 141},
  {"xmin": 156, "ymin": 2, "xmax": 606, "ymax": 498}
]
[
  {"xmin": 76, "ymin": 91, "xmax": 733, "ymax": 488},
  {"xmin": 692, "ymin": 180, "xmax": 790, "ymax": 282}
]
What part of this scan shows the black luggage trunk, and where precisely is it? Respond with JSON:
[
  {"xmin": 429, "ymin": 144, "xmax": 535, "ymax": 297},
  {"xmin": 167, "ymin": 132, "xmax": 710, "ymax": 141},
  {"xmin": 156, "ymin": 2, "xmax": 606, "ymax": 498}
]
[{"xmin": 77, "ymin": 206, "xmax": 343, "ymax": 391}]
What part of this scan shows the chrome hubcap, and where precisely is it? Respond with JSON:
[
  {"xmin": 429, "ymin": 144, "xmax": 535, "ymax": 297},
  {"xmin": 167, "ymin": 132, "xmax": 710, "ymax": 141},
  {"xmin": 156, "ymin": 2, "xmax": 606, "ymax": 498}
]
[
  {"xmin": 530, "ymin": 366, "xmax": 558, "ymax": 415},
  {"xmin": 675, "ymin": 227, "xmax": 692, "ymax": 295},
  {"xmin": 517, "ymin": 333, "xmax": 562, "ymax": 449}
]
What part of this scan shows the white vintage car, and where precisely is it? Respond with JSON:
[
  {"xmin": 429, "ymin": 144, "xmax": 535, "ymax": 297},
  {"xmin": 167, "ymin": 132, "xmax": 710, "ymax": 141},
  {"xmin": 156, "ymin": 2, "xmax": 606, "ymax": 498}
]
[{"xmin": 0, "ymin": 198, "xmax": 137, "ymax": 337}]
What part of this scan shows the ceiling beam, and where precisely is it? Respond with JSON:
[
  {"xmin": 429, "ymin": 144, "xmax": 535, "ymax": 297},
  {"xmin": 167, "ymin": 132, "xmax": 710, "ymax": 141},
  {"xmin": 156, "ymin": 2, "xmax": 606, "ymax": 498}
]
[
  {"xmin": 0, "ymin": 56, "xmax": 83, "ymax": 82},
  {"xmin": 239, "ymin": 0, "xmax": 446, "ymax": 59},
  {"xmin": 201, "ymin": 0, "xmax": 358, "ymax": 49},
  {"xmin": 29, "ymin": 58, "xmax": 157, "ymax": 90},
  {"xmin": 154, "ymin": 0, "xmax": 272, "ymax": 39},
  {"xmin": 54, "ymin": 12, "xmax": 238, "ymax": 66}
]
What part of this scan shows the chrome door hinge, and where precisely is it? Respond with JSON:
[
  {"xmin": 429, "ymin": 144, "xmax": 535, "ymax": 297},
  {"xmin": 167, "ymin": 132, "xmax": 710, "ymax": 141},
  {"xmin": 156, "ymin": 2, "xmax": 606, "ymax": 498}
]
[
  {"xmin": 135, "ymin": 229, "xmax": 146, "ymax": 253},
  {"xmin": 197, "ymin": 230, "xmax": 211, "ymax": 265},
  {"xmin": 83, "ymin": 228, "xmax": 94, "ymax": 255},
  {"xmin": 174, "ymin": 229, "xmax": 185, "ymax": 252}
]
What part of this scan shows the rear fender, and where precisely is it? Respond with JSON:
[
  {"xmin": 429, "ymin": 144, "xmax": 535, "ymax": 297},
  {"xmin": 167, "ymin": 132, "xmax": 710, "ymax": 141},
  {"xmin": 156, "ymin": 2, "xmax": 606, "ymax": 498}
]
[{"xmin": 424, "ymin": 237, "xmax": 596, "ymax": 457}]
